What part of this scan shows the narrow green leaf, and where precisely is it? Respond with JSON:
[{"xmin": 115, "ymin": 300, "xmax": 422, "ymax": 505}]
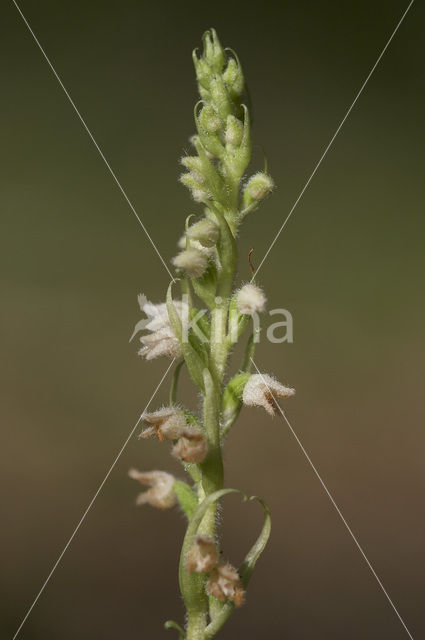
[
  {"xmin": 174, "ymin": 481, "xmax": 198, "ymax": 519},
  {"xmin": 204, "ymin": 496, "xmax": 272, "ymax": 639},
  {"xmin": 170, "ymin": 360, "xmax": 185, "ymax": 405},
  {"xmin": 166, "ymin": 282, "xmax": 206, "ymax": 391},
  {"xmin": 164, "ymin": 620, "xmax": 185, "ymax": 640},
  {"xmin": 179, "ymin": 489, "xmax": 244, "ymax": 615}
]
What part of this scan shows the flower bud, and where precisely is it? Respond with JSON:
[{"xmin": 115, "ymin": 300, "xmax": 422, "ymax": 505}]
[
  {"xmin": 186, "ymin": 535, "xmax": 219, "ymax": 574},
  {"xmin": 242, "ymin": 373, "xmax": 295, "ymax": 416},
  {"xmin": 192, "ymin": 53, "xmax": 213, "ymax": 90},
  {"xmin": 179, "ymin": 172, "xmax": 209, "ymax": 203},
  {"xmin": 236, "ymin": 283, "xmax": 267, "ymax": 315},
  {"xmin": 202, "ymin": 28, "xmax": 225, "ymax": 74},
  {"xmin": 172, "ymin": 248, "xmax": 208, "ymax": 278},
  {"xmin": 128, "ymin": 469, "xmax": 177, "ymax": 509},
  {"xmin": 225, "ymin": 115, "xmax": 244, "ymax": 147},
  {"xmin": 180, "ymin": 155, "xmax": 204, "ymax": 174},
  {"xmin": 206, "ymin": 562, "xmax": 244, "ymax": 606},
  {"xmin": 243, "ymin": 172, "xmax": 274, "ymax": 206},
  {"xmin": 209, "ymin": 76, "xmax": 232, "ymax": 120},
  {"xmin": 186, "ymin": 219, "xmax": 219, "ymax": 248},
  {"xmin": 199, "ymin": 105, "xmax": 222, "ymax": 133},
  {"xmin": 223, "ymin": 57, "xmax": 244, "ymax": 97}
]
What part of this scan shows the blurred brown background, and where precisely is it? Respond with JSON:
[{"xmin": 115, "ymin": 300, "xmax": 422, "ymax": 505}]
[{"xmin": 1, "ymin": 1, "xmax": 424, "ymax": 638}]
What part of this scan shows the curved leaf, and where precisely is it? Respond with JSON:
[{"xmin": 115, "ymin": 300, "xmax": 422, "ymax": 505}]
[
  {"xmin": 179, "ymin": 489, "xmax": 244, "ymax": 615},
  {"xmin": 204, "ymin": 496, "xmax": 271, "ymax": 639},
  {"xmin": 166, "ymin": 282, "xmax": 206, "ymax": 390},
  {"xmin": 164, "ymin": 620, "xmax": 185, "ymax": 640}
]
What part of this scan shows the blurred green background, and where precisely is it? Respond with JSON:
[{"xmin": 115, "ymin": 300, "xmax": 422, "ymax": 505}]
[{"xmin": 1, "ymin": 1, "xmax": 424, "ymax": 638}]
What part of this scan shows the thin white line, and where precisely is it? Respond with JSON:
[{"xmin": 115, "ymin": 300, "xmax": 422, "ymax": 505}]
[
  {"xmin": 11, "ymin": 359, "xmax": 175, "ymax": 640},
  {"xmin": 12, "ymin": 0, "xmax": 175, "ymax": 282},
  {"xmin": 252, "ymin": 0, "xmax": 415, "ymax": 281},
  {"xmin": 250, "ymin": 358, "xmax": 414, "ymax": 640}
]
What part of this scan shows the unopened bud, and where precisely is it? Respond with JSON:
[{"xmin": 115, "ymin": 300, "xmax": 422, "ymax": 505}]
[
  {"xmin": 206, "ymin": 562, "xmax": 244, "ymax": 606},
  {"xmin": 180, "ymin": 172, "xmax": 209, "ymax": 203},
  {"xmin": 172, "ymin": 248, "xmax": 208, "ymax": 278},
  {"xmin": 223, "ymin": 57, "xmax": 244, "ymax": 96},
  {"xmin": 202, "ymin": 28, "xmax": 225, "ymax": 74},
  {"xmin": 236, "ymin": 284, "xmax": 267, "ymax": 315},
  {"xmin": 225, "ymin": 115, "xmax": 244, "ymax": 147},
  {"xmin": 186, "ymin": 535, "xmax": 219, "ymax": 574},
  {"xmin": 187, "ymin": 219, "xmax": 219, "ymax": 248},
  {"xmin": 128, "ymin": 469, "xmax": 177, "ymax": 510},
  {"xmin": 199, "ymin": 105, "xmax": 222, "ymax": 133},
  {"xmin": 209, "ymin": 76, "xmax": 232, "ymax": 120},
  {"xmin": 243, "ymin": 172, "xmax": 274, "ymax": 204}
]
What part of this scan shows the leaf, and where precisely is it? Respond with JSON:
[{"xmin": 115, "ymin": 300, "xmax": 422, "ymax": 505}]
[
  {"xmin": 239, "ymin": 496, "xmax": 272, "ymax": 587},
  {"xmin": 204, "ymin": 496, "xmax": 272, "ymax": 639},
  {"xmin": 174, "ymin": 481, "xmax": 198, "ymax": 519},
  {"xmin": 166, "ymin": 282, "xmax": 206, "ymax": 391},
  {"xmin": 179, "ymin": 489, "xmax": 244, "ymax": 615},
  {"xmin": 164, "ymin": 620, "xmax": 185, "ymax": 640}
]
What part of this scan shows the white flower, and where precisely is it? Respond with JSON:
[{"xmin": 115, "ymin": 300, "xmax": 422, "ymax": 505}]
[
  {"xmin": 236, "ymin": 283, "xmax": 266, "ymax": 315},
  {"xmin": 186, "ymin": 535, "xmax": 219, "ymax": 574},
  {"xmin": 206, "ymin": 562, "xmax": 244, "ymax": 606},
  {"xmin": 138, "ymin": 407, "xmax": 188, "ymax": 441},
  {"xmin": 186, "ymin": 219, "xmax": 219, "ymax": 248},
  {"xmin": 139, "ymin": 407, "xmax": 208, "ymax": 464},
  {"xmin": 136, "ymin": 298, "xmax": 188, "ymax": 360},
  {"xmin": 128, "ymin": 469, "xmax": 177, "ymax": 509},
  {"xmin": 171, "ymin": 427, "xmax": 208, "ymax": 464},
  {"xmin": 172, "ymin": 248, "xmax": 208, "ymax": 278},
  {"xmin": 242, "ymin": 373, "xmax": 295, "ymax": 416}
]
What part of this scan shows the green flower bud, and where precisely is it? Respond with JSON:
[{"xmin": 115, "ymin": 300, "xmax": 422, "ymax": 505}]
[
  {"xmin": 199, "ymin": 105, "xmax": 222, "ymax": 133},
  {"xmin": 225, "ymin": 114, "xmax": 243, "ymax": 147},
  {"xmin": 187, "ymin": 219, "xmax": 219, "ymax": 248},
  {"xmin": 209, "ymin": 76, "xmax": 232, "ymax": 120},
  {"xmin": 223, "ymin": 57, "xmax": 244, "ymax": 97},
  {"xmin": 202, "ymin": 28, "xmax": 225, "ymax": 74},
  {"xmin": 180, "ymin": 155, "xmax": 203, "ymax": 174},
  {"xmin": 180, "ymin": 172, "xmax": 209, "ymax": 202},
  {"xmin": 243, "ymin": 172, "xmax": 274, "ymax": 206},
  {"xmin": 192, "ymin": 51, "xmax": 213, "ymax": 90}
]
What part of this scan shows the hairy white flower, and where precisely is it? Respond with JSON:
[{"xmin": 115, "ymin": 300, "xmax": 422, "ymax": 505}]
[
  {"xmin": 128, "ymin": 469, "xmax": 177, "ymax": 509},
  {"xmin": 138, "ymin": 327, "xmax": 181, "ymax": 360},
  {"xmin": 172, "ymin": 248, "xmax": 208, "ymax": 278},
  {"xmin": 138, "ymin": 407, "xmax": 188, "ymax": 441},
  {"xmin": 186, "ymin": 219, "xmax": 219, "ymax": 247},
  {"xmin": 236, "ymin": 283, "xmax": 267, "ymax": 315},
  {"xmin": 186, "ymin": 535, "xmax": 219, "ymax": 574},
  {"xmin": 206, "ymin": 562, "xmax": 244, "ymax": 606},
  {"xmin": 242, "ymin": 373, "xmax": 295, "ymax": 416},
  {"xmin": 136, "ymin": 298, "xmax": 188, "ymax": 360},
  {"xmin": 172, "ymin": 427, "xmax": 208, "ymax": 464}
]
